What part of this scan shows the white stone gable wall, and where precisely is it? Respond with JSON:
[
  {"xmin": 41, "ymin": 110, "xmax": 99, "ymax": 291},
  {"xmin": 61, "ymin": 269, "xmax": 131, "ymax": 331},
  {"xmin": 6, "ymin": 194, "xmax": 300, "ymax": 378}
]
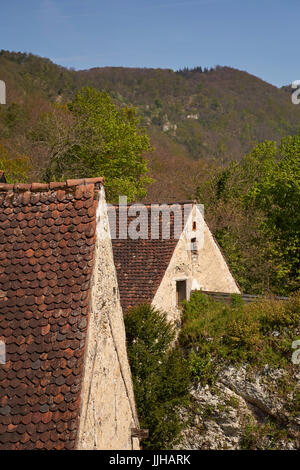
[
  {"xmin": 77, "ymin": 187, "xmax": 140, "ymax": 450},
  {"xmin": 152, "ymin": 205, "xmax": 240, "ymax": 324}
]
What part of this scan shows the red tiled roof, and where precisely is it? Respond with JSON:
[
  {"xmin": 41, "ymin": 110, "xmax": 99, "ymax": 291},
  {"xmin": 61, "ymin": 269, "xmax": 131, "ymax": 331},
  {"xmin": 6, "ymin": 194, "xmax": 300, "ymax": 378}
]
[
  {"xmin": 110, "ymin": 202, "xmax": 193, "ymax": 312},
  {"xmin": 0, "ymin": 176, "xmax": 103, "ymax": 449}
]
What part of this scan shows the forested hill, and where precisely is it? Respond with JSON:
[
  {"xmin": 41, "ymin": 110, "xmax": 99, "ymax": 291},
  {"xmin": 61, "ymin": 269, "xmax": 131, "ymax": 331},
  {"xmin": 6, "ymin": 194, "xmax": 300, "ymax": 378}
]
[
  {"xmin": 0, "ymin": 51, "xmax": 299, "ymax": 295},
  {"xmin": 1, "ymin": 49, "xmax": 299, "ymax": 166}
]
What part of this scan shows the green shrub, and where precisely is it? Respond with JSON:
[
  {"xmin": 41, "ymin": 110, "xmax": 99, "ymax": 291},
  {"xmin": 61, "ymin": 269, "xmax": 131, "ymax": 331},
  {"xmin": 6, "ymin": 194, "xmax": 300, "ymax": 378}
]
[
  {"xmin": 188, "ymin": 350, "xmax": 215, "ymax": 385},
  {"xmin": 230, "ymin": 293, "xmax": 244, "ymax": 308},
  {"xmin": 124, "ymin": 304, "xmax": 191, "ymax": 450},
  {"xmin": 240, "ymin": 418, "xmax": 289, "ymax": 450},
  {"xmin": 179, "ymin": 290, "xmax": 300, "ymax": 369}
]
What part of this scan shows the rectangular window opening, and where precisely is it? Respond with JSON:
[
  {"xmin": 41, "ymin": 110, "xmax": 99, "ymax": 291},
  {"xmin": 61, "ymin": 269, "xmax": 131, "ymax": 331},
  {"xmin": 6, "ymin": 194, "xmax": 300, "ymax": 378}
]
[
  {"xmin": 176, "ymin": 280, "xmax": 187, "ymax": 306},
  {"xmin": 191, "ymin": 237, "xmax": 198, "ymax": 254}
]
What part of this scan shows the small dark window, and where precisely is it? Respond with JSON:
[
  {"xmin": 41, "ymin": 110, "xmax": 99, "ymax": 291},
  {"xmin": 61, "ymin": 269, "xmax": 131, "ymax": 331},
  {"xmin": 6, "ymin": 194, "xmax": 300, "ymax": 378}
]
[
  {"xmin": 191, "ymin": 237, "xmax": 198, "ymax": 254},
  {"xmin": 192, "ymin": 221, "xmax": 197, "ymax": 231},
  {"xmin": 176, "ymin": 280, "xmax": 187, "ymax": 306}
]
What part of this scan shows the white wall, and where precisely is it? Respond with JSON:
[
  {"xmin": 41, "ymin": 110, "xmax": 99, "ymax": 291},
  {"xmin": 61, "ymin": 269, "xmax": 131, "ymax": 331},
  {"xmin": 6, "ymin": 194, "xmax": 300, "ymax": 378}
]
[
  {"xmin": 77, "ymin": 187, "xmax": 140, "ymax": 450},
  {"xmin": 152, "ymin": 205, "xmax": 240, "ymax": 324}
]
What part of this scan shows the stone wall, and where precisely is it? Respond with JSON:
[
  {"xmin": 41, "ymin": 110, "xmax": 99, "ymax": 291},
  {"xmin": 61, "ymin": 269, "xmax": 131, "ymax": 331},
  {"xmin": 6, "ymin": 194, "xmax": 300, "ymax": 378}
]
[
  {"xmin": 77, "ymin": 187, "xmax": 140, "ymax": 450},
  {"xmin": 152, "ymin": 205, "xmax": 240, "ymax": 324}
]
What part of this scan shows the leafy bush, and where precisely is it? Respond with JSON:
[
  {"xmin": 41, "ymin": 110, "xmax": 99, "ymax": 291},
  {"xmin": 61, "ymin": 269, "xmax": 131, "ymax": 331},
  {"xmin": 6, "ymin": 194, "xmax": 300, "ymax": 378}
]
[
  {"xmin": 188, "ymin": 349, "xmax": 215, "ymax": 385},
  {"xmin": 124, "ymin": 304, "xmax": 191, "ymax": 450},
  {"xmin": 240, "ymin": 418, "xmax": 290, "ymax": 450},
  {"xmin": 179, "ymin": 290, "xmax": 300, "ymax": 370}
]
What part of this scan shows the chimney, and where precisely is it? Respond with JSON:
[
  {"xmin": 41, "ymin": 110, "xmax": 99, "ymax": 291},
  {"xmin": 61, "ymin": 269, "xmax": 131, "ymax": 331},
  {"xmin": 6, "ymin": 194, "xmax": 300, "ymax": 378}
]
[{"xmin": 0, "ymin": 171, "xmax": 6, "ymax": 183}]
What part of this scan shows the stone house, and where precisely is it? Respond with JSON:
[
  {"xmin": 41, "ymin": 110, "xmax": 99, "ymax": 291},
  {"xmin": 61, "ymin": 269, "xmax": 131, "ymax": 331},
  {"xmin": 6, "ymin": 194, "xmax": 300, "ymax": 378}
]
[
  {"xmin": 0, "ymin": 175, "xmax": 140, "ymax": 450},
  {"xmin": 110, "ymin": 201, "xmax": 240, "ymax": 324}
]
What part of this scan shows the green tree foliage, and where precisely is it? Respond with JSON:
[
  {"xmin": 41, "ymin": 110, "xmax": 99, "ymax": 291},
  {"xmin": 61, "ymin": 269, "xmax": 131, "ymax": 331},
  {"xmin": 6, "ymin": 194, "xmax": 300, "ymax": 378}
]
[
  {"xmin": 180, "ymin": 290, "xmax": 300, "ymax": 371},
  {"xmin": 0, "ymin": 143, "xmax": 31, "ymax": 183},
  {"xmin": 197, "ymin": 137, "xmax": 300, "ymax": 295},
  {"xmin": 247, "ymin": 136, "xmax": 300, "ymax": 292},
  {"xmin": 32, "ymin": 87, "xmax": 152, "ymax": 201},
  {"xmin": 124, "ymin": 304, "xmax": 191, "ymax": 450},
  {"xmin": 2, "ymin": 50, "xmax": 300, "ymax": 167}
]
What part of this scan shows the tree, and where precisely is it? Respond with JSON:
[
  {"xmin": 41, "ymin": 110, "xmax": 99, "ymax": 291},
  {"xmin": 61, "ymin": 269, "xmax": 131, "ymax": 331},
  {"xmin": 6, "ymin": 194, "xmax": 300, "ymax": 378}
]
[
  {"xmin": 32, "ymin": 87, "xmax": 153, "ymax": 202},
  {"xmin": 247, "ymin": 135, "xmax": 300, "ymax": 293},
  {"xmin": 197, "ymin": 137, "xmax": 300, "ymax": 295},
  {"xmin": 124, "ymin": 304, "xmax": 191, "ymax": 450}
]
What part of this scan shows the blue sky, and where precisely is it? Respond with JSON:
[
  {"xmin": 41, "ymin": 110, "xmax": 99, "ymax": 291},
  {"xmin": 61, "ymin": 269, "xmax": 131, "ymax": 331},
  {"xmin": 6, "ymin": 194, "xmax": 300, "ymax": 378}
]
[{"xmin": 0, "ymin": 0, "xmax": 299, "ymax": 86}]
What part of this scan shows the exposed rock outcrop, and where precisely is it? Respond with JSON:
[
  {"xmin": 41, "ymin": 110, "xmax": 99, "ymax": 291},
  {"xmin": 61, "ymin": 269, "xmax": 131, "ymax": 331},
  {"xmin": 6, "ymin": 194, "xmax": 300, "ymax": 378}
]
[{"xmin": 176, "ymin": 365, "xmax": 300, "ymax": 450}]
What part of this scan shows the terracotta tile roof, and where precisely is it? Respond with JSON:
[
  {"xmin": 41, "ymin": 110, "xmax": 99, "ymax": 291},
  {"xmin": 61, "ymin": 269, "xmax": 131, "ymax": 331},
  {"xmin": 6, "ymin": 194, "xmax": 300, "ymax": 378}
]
[
  {"xmin": 110, "ymin": 202, "xmax": 193, "ymax": 312},
  {"xmin": 0, "ymin": 176, "xmax": 103, "ymax": 449}
]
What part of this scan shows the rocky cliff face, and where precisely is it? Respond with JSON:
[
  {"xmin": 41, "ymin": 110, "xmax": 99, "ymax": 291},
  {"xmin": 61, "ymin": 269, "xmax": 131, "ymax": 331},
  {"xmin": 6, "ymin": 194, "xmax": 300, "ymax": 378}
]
[{"xmin": 176, "ymin": 365, "xmax": 299, "ymax": 450}]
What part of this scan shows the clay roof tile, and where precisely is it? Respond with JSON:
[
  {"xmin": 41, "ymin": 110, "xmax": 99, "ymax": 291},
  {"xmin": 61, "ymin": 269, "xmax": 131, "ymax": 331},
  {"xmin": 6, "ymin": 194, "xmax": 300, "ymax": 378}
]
[
  {"xmin": 110, "ymin": 202, "xmax": 193, "ymax": 312},
  {"xmin": 0, "ymin": 176, "xmax": 103, "ymax": 449}
]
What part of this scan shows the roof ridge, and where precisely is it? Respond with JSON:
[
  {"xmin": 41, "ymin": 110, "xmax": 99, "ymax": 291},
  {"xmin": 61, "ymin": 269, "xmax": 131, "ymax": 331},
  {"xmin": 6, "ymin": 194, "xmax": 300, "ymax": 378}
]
[{"xmin": 0, "ymin": 176, "xmax": 104, "ymax": 192}]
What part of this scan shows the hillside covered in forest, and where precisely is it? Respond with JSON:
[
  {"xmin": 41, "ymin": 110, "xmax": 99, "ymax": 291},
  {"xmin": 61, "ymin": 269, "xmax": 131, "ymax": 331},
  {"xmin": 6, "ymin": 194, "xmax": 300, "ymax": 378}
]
[
  {"xmin": 0, "ymin": 50, "xmax": 299, "ymax": 200},
  {"xmin": 1, "ymin": 50, "xmax": 299, "ymax": 159},
  {"xmin": 0, "ymin": 50, "xmax": 299, "ymax": 297}
]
